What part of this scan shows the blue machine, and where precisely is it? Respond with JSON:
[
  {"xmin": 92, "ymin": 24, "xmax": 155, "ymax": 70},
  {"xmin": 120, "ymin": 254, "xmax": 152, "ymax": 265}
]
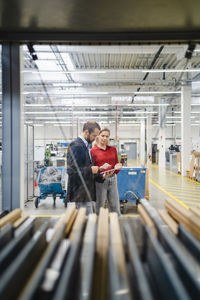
[
  {"xmin": 117, "ymin": 167, "xmax": 146, "ymax": 204},
  {"xmin": 35, "ymin": 167, "xmax": 66, "ymax": 208}
]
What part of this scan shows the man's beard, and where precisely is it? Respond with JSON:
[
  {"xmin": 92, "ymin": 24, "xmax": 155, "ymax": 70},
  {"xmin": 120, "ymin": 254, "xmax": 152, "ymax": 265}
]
[{"xmin": 85, "ymin": 135, "xmax": 91, "ymax": 144}]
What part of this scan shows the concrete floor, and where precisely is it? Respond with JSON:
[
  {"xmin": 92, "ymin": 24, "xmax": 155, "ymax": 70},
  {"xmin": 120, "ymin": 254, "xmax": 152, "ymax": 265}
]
[{"xmin": 24, "ymin": 161, "xmax": 200, "ymax": 216}]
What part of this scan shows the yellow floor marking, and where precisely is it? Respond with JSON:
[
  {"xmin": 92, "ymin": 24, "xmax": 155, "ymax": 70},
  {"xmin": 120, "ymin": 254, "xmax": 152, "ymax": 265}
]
[
  {"xmin": 175, "ymin": 197, "xmax": 200, "ymax": 201},
  {"xmin": 164, "ymin": 190, "xmax": 200, "ymax": 194},
  {"xmin": 162, "ymin": 185, "xmax": 200, "ymax": 189},
  {"xmin": 30, "ymin": 215, "xmax": 62, "ymax": 218},
  {"xmin": 164, "ymin": 190, "xmax": 200, "ymax": 195},
  {"xmin": 120, "ymin": 214, "xmax": 139, "ymax": 218},
  {"xmin": 150, "ymin": 164, "xmax": 200, "ymax": 185},
  {"xmin": 163, "ymin": 186, "xmax": 200, "ymax": 190},
  {"xmin": 162, "ymin": 184, "xmax": 200, "ymax": 188},
  {"xmin": 149, "ymin": 178, "xmax": 189, "ymax": 209},
  {"xmin": 182, "ymin": 200, "xmax": 200, "ymax": 204}
]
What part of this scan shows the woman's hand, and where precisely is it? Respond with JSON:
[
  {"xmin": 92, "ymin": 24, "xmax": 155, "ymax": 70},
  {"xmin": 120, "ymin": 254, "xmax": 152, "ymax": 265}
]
[
  {"xmin": 114, "ymin": 163, "xmax": 122, "ymax": 170},
  {"xmin": 102, "ymin": 170, "xmax": 115, "ymax": 178},
  {"xmin": 99, "ymin": 163, "xmax": 112, "ymax": 171}
]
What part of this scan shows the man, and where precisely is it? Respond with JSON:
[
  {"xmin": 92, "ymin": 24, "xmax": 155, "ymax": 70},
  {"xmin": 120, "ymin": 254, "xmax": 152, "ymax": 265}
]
[{"xmin": 66, "ymin": 121, "xmax": 104, "ymax": 205}]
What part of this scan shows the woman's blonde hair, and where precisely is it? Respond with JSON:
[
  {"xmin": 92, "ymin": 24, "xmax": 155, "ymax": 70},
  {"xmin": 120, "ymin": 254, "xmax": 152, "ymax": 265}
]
[{"xmin": 99, "ymin": 127, "xmax": 110, "ymax": 135}]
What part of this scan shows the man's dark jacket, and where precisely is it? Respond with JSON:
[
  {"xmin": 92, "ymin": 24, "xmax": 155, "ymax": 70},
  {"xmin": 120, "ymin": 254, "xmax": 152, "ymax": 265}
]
[{"xmin": 66, "ymin": 137, "xmax": 104, "ymax": 202}]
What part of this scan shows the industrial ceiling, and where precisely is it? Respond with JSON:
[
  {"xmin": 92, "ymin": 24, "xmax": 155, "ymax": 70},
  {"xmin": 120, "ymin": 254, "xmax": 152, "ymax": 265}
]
[
  {"xmin": 22, "ymin": 44, "xmax": 200, "ymax": 128},
  {"xmin": 1, "ymin": 0, "xmax": 200, "ymax": 131}
]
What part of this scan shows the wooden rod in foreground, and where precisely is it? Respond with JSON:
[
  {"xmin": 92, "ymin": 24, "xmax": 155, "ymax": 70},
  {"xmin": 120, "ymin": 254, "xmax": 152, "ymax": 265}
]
[
  {"xmin": 158, "ymin": 209, "xmax": 178, "ymax": 235},
  {"xmin": 0, "ymin": 208, "xmax": 22, "ymax": 228},
  {"xmin": 92, "ymin": 208, "xmax": 109, "ymax": 300},
  {"xmin": 138, "ymin": 204, "xmax": 157, "ymax": 236},
  {"xmin": 165, "ymin": 198, "xmax": 200, "ymax": 240}
]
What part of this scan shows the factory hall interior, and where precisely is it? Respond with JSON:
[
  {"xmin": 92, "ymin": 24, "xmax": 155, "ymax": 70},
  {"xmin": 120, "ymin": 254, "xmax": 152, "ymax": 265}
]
[{"xmin": 0, "ymin": 1, "xmax": 200, "ymax": 300}]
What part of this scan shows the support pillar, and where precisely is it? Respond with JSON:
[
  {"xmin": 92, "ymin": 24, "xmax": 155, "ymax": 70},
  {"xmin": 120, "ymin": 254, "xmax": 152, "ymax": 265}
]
[
  {"xmin": 2, "ymin": 44, "xmax": 24, "ymax": 211},
  {"xmin": 147, "ymin": 114, "xmax": 152, "ymax": 163},
  {"xmin": 181, "ymin": 85, "xmax": 191, "ymax": 176},
  {"xmin": 140, "ymin": 119, "xmax": 145, "ymax": 164},
  {"xmin": 158, "ymin": 99, "xmax": 167, "ymax": 168}
]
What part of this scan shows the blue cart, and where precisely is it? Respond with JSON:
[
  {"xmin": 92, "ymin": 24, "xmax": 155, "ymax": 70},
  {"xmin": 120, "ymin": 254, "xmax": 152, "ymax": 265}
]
[
  {"xmin": 117, "ymin": 167, "xmax": 146, "ymax": 212},
  {"xmin": 35, "ymin": 167, "xmax": 66, "ymax": 208}
]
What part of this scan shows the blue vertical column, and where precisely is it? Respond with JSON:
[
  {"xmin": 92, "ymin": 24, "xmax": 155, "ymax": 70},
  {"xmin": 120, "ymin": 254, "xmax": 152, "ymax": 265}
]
[{"xmin": 2, "ymin": 43, "xmax": 23, "ymax": 211}]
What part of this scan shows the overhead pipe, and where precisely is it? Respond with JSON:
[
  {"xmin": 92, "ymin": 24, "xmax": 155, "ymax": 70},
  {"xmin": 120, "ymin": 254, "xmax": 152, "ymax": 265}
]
[{"xmin": 132, "ymin": 45, "xmax": 164, "ymax": 103}]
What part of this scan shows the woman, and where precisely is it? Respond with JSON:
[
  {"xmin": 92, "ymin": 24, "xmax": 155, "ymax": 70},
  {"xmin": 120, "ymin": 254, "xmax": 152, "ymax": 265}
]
[{"xmin": 90, "ymin": 128, "xmax": 122, "ymax": 215}]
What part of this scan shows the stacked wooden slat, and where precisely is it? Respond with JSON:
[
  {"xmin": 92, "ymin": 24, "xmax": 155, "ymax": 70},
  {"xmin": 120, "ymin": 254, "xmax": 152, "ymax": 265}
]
[
  {"xmin": 137, "ymin": 199, "xmax": 200, "ymax": 300},
  {"xmin": 0, "ymin": 209, "xmax": 23, "ymax": 228},
  {"xmin": 109, "ymin": 212, "xmax": 131, "ymax": 299},
  {"xmin": 92, "ymin": 208, "xmax": 109, "ymax": 300},
  {"xmin": 138, "ymin": 203, "xmax": 157, "ymax": 236},
  {"xmin": 158, "ymin": 209, "xmax": 178, "ymax": 235},
  {"xmin": 79, "ymin": 213, "xmax": 97, "ymax": 300},
  {"xmin": 1, "ymin": 204, "xmax": 200, "ymax": 300},
  {"xmin": 165, "ymin": 198, "xmax": 200, "ymax": 240}
]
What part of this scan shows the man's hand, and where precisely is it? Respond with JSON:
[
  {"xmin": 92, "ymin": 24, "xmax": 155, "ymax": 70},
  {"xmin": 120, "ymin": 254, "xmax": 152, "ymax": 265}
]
[
  {"xmin": 103, "ymin": 170, "xmax": 115, "ymax": 178},
  {"xmin": 91, "ymin": 166, "xmax": 99, "ymax": 174},
  {"xmin": 114, "ymin": 163, "xmax": 122, "ymax": 170},
  {"xmin": 99, "ymin": 163, "xmax": 112, "ymax": 171}
]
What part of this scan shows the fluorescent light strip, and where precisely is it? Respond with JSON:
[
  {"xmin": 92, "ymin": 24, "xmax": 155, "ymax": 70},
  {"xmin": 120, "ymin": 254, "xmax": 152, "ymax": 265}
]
[
  {"xmin": 27, "ymin": 116, "xmax": 148, "ymax": 120},
  {"xmin": 23, "ymin": 70, "xmax": 106, "ymax": 74},
  {"xmin": 190, "ymin": 112, "xmax": 200, "ymax": 114},
  {"xmin": 22, "ymin": 68, "xmax": 200, "ymax": 74},
  {"xmin": 24, "ymin": 91, "xmax": 109, "ymax": 95},
  {"xmin": 123, "ymin": 111, "xmax": 158, "ymax": 114},
  {"xmin": 24, "ymin": 103, "xmax": 169, "ymax": 107},
  {"xmin": 53, "ymin": 83, "xmax": 82, "ymax": 87},
  {"xmin": 174, "ymin": 111, "xmax": 200, "ymax": 113},
  {"xmin": 166, "ymin": 116, "xmax": 196, "ymax": 119},
  {"xmin": 25, "ymin": 111, "xmax": 158, "ymax": 115},
  {"xmin": 23, "ymin": 91, "xmax": 180, "ymax": 95},
  {"xmin": 25, "ymin": 111, "xmax": 115, "ymax": 115},
  {"xmin": 142, "ymin": 69, "xmax": 200, "ymax": 73}
]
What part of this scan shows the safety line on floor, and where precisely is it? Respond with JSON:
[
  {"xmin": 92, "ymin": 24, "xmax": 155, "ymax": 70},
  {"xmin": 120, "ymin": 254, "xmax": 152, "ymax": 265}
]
[
  {"xmin": 174, "ymin": 197, "xmax": 200, "ymax": 201},
  {"xmin": 150, "ymin": 164, "xmax": 200, "ymax": 185},
  {"xmin": 120, "ymin": 214, "xmax": 139, "ymax": 218},
  {"xmin": 164, "ymin": 190, "xmax": 200, "ymax": 195},
  {"xmin": 149, "ymin": 178, "xmax": 189, "ymax": 209},
  {"xmin": 163, "ymin": 190, "xmax": 200, "ymax": 195},
  {"xmin": 161, "ymin": 183, "xmax": 200, "ymax": 187},
  {"xmin": 181, "ymin": 200, "xmax": 200, "ymax": 204},
  {"xmin": 161, "ymin": 184, "xmax": 200, "ymax": 189},
  {"xmin": 30, "ymin": 215, "xmax": 62, "ymax": 218},
  {"xmin": 162, "ymin": 187, "xmax": 200, "ymax": 191}
]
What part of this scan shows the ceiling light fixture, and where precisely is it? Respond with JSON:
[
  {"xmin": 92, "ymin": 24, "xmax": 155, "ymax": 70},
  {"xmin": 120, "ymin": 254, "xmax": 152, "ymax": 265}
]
[
  {"xmin": 53, "ymin": 83, "xmax": 82, "ymax": 87},
  {"xmin": 23, "ymin": 70, "xmax": 107, "ymax": 74},
  {"xmin": 23, "ymin": 91, "xmax": 179, "ymax": 95},
  {"xmin": 24, "ymin": 103, "xmax": 170, "ymax": 108}
]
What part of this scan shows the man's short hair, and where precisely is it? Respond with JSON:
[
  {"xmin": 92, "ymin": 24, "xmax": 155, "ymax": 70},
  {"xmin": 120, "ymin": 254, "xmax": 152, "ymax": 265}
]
[{"xmin": 83, "ymin": 121, "xmax": 101, "ymax": 134}]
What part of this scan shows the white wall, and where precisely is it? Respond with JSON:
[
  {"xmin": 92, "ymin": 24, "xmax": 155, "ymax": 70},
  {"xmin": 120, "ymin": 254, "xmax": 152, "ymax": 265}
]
[{"xmin": 33, "ymin": 123, "xmax": 200, "ymax": 152}]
